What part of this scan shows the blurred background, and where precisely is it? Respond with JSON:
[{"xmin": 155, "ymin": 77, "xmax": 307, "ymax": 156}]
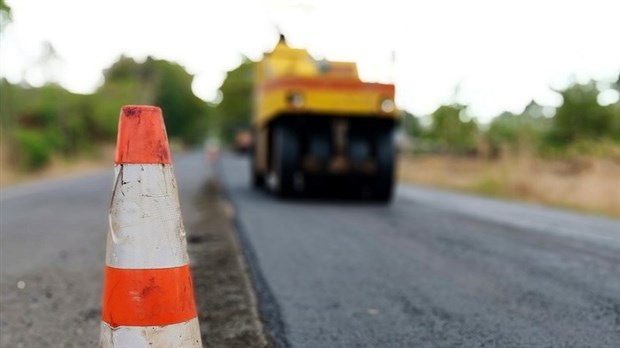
[{"xmin": 1, "ymin": 0, "xmax": 619, "ymax": 214}]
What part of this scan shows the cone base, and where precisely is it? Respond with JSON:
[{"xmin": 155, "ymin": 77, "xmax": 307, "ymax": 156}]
[{"xmin": 99, "ymin": 318, "xmax": 202, "ymax": 348}]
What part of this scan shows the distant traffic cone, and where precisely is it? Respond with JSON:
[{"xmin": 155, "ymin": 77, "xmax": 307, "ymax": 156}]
[{"xmin": 99, "ymin": 106, "xmax": 202, "ymax": 347}]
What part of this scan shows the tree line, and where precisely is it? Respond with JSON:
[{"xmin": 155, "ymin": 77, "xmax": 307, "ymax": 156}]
[
  {"xmin": 402, "ymin": 77, "xmax": 620, "ymax": 158},
  {"xmin": 1, "ymin": 57, "xmax": 213, "ymax": 169}
]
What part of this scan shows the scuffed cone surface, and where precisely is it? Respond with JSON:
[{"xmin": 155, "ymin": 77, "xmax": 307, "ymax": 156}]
[{"xmin": 115, "ymin": 105, "xmax": 171, "ymax": 164}]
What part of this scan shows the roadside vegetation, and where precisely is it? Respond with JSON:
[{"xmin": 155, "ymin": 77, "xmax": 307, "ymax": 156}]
[
  {"xmin": 1, "ymin": 57, "xmax": 212, "ymax": 171},
  {"xmin": 399, "ymin": 77, "xmax": 620, "ymax": 217},
  {"xmin": 0, "ymin": 55, "xmax": 252, "ymax": 183}
]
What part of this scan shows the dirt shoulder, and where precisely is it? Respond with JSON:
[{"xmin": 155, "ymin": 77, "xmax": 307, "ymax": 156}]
[
  {"xmin": 0, "ymin": 146, "xmax": 115, "ymax": 188},
  {"xmin": 187, "ymin": 178, "xmax": 273, "ymax": 348},
  {"xmin": 398, "ymin": 154, "xmax": 620, "ymax": 218},
  {"xmin": 0, "ymin": 143, "xmax": 186, "ymax": 188}
]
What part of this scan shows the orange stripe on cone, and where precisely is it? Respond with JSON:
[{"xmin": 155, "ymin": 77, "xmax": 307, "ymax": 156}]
[
  {"xmin": 102, "ymin": 265, "xmax": 197, "ymax": 327},
  {"xmin": 115, "ymin": 105, "xmax": 172, "ymax": 164}
]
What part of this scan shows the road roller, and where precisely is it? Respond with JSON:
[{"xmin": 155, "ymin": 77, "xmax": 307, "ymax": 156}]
[{"xmin": 251, "ymin": 35, "xmax": 398, "ymax": 201}]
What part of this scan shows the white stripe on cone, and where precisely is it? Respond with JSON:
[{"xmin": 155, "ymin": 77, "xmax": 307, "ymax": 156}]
[
  {"xmin": 100, "ymin": 318, "xmax": 202, "ymax": 348},
  {"xmin": 107, "ymin": 164, "xmax": 189, "ymax": 269}
]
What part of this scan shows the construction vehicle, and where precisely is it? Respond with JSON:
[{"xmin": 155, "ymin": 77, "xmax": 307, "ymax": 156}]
[{"xmin": 251, "ymin": 35, "xmax": 398, "ymax": 201}]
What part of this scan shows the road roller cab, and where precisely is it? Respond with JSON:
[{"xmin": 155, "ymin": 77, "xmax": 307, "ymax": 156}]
[{"xmin": 251, "ymin": 35, "xmax": 398, "ymax": 201}]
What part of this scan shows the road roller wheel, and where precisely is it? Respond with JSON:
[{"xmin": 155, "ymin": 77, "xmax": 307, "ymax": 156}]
[
  {"xmin": 374, "ymin": 129, "xmax": 395, "ymax": 202},
  {"xmin": 251, "ymin": 149, "xmax": 264, "ymax": 189},
  {"xmin": 271, "ymin": 123, "xmax": 299, "ymax": 197}
]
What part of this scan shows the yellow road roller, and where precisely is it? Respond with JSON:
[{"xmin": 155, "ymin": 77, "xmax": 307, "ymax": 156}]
[{"xmin": 251, "ymin": 35, "xmax": 398, "ymax": 201}]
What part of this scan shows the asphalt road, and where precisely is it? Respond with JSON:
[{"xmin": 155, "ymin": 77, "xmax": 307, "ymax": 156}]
[
  {"xmin": 219, "ymin": 154, "xmax": 620, "ymax": 348},
  {"xmin": 0, "ymin": 152, "xmax": 210, "ymax": 347}
]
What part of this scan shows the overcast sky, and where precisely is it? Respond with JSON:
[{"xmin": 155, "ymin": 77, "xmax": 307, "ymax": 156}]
[{"xmin": 1, "ymin": 0, "xmax": 619, "ymax": 122}]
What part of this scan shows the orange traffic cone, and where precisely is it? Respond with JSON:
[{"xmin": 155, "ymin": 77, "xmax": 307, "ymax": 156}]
[{"xmin": 99, "ymin": 106, "xmax": 202, "ymax": 347}]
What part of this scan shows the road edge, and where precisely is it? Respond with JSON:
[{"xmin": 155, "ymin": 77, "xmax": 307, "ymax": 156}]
[{"xmin": 215, "ymin": 158, "xmax": 291, "ymax": 348}]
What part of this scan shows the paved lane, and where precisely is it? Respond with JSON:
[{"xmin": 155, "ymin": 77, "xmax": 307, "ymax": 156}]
[
  {"xmin": 0, "ymin": 152, "xmax": 209, "ymax": 347},
  {"xmin": 219, "ymin": 154, "xmax": 620, "ymax": 348}
]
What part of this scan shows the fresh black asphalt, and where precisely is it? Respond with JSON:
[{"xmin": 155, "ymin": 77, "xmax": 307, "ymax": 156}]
[{"xmin": 219, "ymin": 154, "xmax": 620, "ymax": 348}]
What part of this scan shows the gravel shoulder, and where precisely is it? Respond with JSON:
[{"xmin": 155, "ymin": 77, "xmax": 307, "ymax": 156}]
[{"xmin": 186, "ymin": 177, "xmax": 272, "ymax": 348}]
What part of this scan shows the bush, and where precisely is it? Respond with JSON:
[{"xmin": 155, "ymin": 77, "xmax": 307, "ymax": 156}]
[
  {"xmin": 429, "ymin": 105, "xmax": 479, "ymax": 155},
  {"xmin": 550, "ymin": 82, "xmax": 620, "ymax": 144},
  {"xmin": 486, "ymin": 111, "xmax": 550, "ymax": 157},
  {"xmin": 13, "ymin": 129, "xmax": 53, "ymax": 170}
]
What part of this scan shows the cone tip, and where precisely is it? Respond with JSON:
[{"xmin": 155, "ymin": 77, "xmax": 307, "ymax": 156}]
[
  {"xmin": 121, "ymin": 105, "xmax": 162, "ymax": 117},
  {"xmin": 115, "ymin": 105, "xmax": 171, "ymax": 164}
]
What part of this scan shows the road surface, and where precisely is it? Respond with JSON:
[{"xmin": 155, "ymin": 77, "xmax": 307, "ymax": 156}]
[
  {"xmin": 0, "ymin": 153, "xmax": 210, "ymax": 347},
  {"xmin": 1, "ymin": 151, "xmax": 619, "ymax": 347},
  {"xmin": 219, "ymin": 154, "xmax": 620, "ymax": 348}
]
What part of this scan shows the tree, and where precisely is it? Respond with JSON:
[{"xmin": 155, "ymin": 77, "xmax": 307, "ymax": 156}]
[
  {"xmin": 429, "ymin": 104, "xmax": 478, "ymax": 154},
  {"xmin": 486, "ymin": 102, "xmax": 551, "ymax": 156},
  {"xmin": 401, "ymin": 110, "xmax": 423, "ymax": 138},
  {"xmin": 550, "ymin": 81, "xmax": 620, "ymax": 144},
  {"xmin": 212, "ymin": 58, "xmax": 254, "ymax": 143},
  {"xmin": 0, "ymin": 0, "xmax": 11, "ymax": 32},
  {"xmin": 148, "ymin": 58, "xmax": 211, "ymax": 145},
  {"xmin": 96, "ymin": 56, "xmax": 211, "ymax": 145},
  {"xmin": 485, "ymin": 108, "xmax": 551, "ymax": 155}
]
